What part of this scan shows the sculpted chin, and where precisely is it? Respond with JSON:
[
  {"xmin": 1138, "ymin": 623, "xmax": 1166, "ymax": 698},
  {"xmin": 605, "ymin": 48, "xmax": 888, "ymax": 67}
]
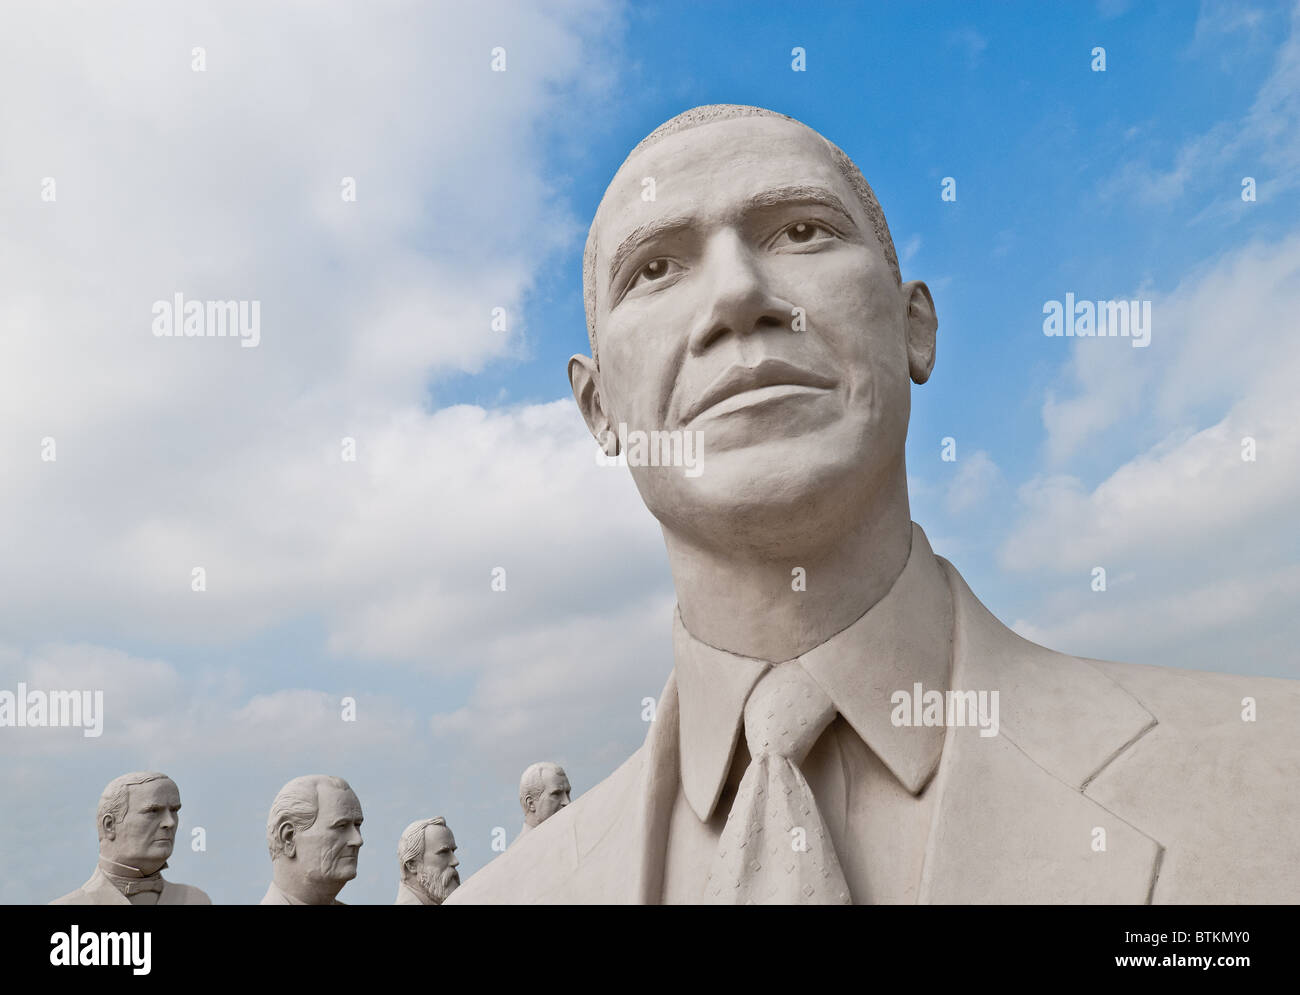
[{"xmin": 447, "ymin": 104, "xmax": 1300, "ymax": 905}]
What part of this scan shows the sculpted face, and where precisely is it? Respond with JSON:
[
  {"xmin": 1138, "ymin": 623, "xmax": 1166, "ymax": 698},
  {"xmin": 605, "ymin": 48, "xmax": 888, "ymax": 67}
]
[
  {"xmin": 532, "ymin": 767, "xmax": 571, "ymax": 824},
  {"xmin": 294, "ymin": 785, "xmax": 363, "ymax": 886},
  {"xmin": 577, "ymin": 115, "xmax": 935, "ymax": 544},
  {"xmin": 102, "ymin": 779, "xmax": 180, "ymax": 873},
  {"xmin": 415, "ymin": 824, "xmax": 460, "ymax": 904}
]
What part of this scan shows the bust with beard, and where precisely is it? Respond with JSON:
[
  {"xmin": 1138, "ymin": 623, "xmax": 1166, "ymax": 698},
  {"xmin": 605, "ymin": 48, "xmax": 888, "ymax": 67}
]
[{"xmin": 395, "ymin": 817, "xmax": 460, "ymax": 906}]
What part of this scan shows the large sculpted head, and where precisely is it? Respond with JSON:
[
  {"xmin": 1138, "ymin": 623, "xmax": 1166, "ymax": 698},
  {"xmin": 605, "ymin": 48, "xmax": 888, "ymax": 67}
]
[
  {"xmin": 570, "ymin": 105, "xmax": 937, "ymax": 551},
  {"xmin": 519, "ymin": 761, "xmax": 571, "ymax": 828},
  {"xmin": 97, "ymin": 771, "xmax": 181, "ymax": 874},
  {"xmin": 397, "ymin": 817, "xmax": 460, "ymax": 904},
  {"xmin": 267, "ymin": 775, "xmax": 363, "ymax": 900}
]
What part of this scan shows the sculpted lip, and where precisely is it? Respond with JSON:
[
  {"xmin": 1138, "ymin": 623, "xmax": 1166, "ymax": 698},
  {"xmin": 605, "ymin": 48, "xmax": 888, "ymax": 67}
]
[{"xmin": 684, "ymin": 358, "xmax": 837, "ymax": 424}]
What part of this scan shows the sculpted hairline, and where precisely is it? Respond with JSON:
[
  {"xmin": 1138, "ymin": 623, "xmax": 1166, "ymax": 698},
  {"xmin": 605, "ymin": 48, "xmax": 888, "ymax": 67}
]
[
  {"xmin": 266, "ymin": 774, "xmax": 352, "ymax": 858},
  {"xmin": 97, "ymin": 771, "xmax": 172, "ymax": 841},
  {"xmin": 519, "ymin": 761, "xmax": 563, "ymax": 807},
  {"xmin": 581, "ymin": 107, "xmax": 902, "ymax": 365},
  {"xmin": 398, "ymin": 816, "xmax": 447, "ymax": 870}
]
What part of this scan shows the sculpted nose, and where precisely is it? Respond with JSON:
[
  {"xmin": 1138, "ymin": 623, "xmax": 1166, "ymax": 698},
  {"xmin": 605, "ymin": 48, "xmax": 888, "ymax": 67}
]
[{"xmin": 686, "ymin": 229, "xmax": 792, "ymax": 356}]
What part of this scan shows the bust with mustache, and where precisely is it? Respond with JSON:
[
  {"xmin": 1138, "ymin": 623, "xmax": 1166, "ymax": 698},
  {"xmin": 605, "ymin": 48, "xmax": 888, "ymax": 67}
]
[
  {"xmin": 51, "ymin": 771, "xmax": 211, "ymax": 905},
  {"xmin": 261, "ymin": 774, "xmax": 363, "ymax": 906},
  {"xmin": 395, "ymin": 817, "xmax": 460, "ymax": 905}
]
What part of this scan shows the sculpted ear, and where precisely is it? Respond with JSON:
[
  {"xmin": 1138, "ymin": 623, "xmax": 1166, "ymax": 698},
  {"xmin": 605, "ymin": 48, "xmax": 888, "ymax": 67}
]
[
  {"xmin": 101, "ymin": 814, "xmax": 116, "ymax": 841},
  {"xmin": 568, "ymin": 354, "xmax": 619, "ymax": 456},
  {"xmin": 278, "ymin": 822, "xmax": 297, "ymax": 858},
  {"xmin": 903, "ymin": 280, "xmax": 938, "ymax": 385}
]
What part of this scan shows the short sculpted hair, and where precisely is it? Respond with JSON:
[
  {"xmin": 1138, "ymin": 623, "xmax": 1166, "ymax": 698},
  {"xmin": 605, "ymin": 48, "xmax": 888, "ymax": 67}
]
[
  {"xmin": 397, "ymin": 817, "xmax": 447, "ymax": 872},
  {"xmin": 97, "ymin": 771, "xmax": 171, "ymax": 841},
  {"xmin": 582, "ymin": 103, "xmax": 902, "ymax": 365},
  {"xmin": 518, "ymin": 761, "xmax": 563, "ymax": 811},
  {"xmin": 266, "ymin": 774, "xmax": 352, "ymax": 859}
]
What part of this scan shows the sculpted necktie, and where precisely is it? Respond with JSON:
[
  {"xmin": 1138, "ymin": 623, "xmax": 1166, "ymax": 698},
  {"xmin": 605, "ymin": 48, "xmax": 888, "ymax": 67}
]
[{"xmin": 703, "ymin": 661, "xmax": 851, "ymax": 904}]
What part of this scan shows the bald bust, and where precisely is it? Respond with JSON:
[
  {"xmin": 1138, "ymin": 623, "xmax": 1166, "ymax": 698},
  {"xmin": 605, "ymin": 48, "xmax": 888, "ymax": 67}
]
[
  {"xmin": 448, "ymin": 104, "xmax": 1300, "ymax": 905},
  {"xmin": 261, "ymin": 774, "xmax": 363, "ymax": 905},
  {"xmin": 51, "ymin": 771, "xmax": 210, "ymax": 905},
  {"xmin": 395, "ymin": 817, "xmax": 460, "ymax": 905},
  {"xmin": 518, "ymin": 762, "xmax": 571, "ymax": 837}
]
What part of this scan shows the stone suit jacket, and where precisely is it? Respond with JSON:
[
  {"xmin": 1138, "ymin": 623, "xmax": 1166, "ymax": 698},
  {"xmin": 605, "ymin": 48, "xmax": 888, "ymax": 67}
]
[
  {"xmin": 394, "ymin": 882, "xmax": 429, "ymax": 905},
  {"xmin": 51, "ymin": 868, "xmax": 211, "ymax": 905},
  {"xmin": 448, "ymin": 558, "xmax": 1300, "ymax": 904},
  {"xmin": 259, "ymin": 882, "xmax": 345, "ymax": 905}
]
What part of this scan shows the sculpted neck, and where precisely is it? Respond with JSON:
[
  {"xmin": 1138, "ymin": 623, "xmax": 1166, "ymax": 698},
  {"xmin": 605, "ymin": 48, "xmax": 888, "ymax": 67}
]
[
  {"xmin": 273, "ymin": 863, "xmax": 342, "ymax": 906},
  {"xmin": 664, "ymin": 473, "xmax": 912, "ymax": 663}
]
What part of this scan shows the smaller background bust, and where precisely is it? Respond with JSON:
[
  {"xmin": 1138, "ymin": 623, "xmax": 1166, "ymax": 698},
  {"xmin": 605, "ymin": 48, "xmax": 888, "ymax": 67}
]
[
  {"xmin": 50, "ymin": 771, "xmax": 210, "ymax": 905},
  {"xmin": 263, "ymin": 774, "xmax": 363, "ymax": 905},
  {"xmin": 395, "ymin": 817, "xmax": 460, "ymax": 905},
  {"xmin": 518, "ymin": 762, "xmax": 571, "ymax": 835}
]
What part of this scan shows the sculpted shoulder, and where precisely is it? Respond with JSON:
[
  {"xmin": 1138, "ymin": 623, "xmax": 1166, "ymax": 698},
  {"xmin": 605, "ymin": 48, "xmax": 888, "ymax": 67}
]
[
  {"xmin": 943, "ymin": 555, "xmax": 1300, "ymax": 902},
  {"xmin": 448, "ymin": 747, "xmax": 648, "ymax": 904},
  {"xmin": 165, "ymin": 882, "xmax": 212, "ymax": 905},
  {"xmin": 49, "ymin": 889, "xmax": 92, "ymax": 906},
  {"xmin": 1083, "ymin": 657, "xmax": 1300, "ymax": 903},
  {"xmin": 48, "ymin": 878, "xmax": 212, "ymax": 905}
]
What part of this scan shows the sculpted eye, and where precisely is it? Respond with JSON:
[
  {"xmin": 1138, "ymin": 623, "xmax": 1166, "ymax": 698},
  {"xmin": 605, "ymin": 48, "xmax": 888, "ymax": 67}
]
[
  {"xmin": 628, "ymin": 257, "xmax": 680, "ymax": 290},
  {"xmin": 775, "ymin": 221, "xmax": 835, "ymax": 247}
]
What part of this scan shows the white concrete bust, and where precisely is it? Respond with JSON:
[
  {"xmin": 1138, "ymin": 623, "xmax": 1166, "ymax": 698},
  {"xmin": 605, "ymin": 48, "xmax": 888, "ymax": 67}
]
[
  {"xmin": 518, "ymin": 762, "xmax": 571, "ymax": 837},
  {"xmin": 261, "ymin": 774, "xmax": 363, "ymax": 906},
  {"xmin": 50, "ymin": 771, "xmax": 211, "ymax": 905},
  {"xmin": 395, "ymin": 817, "xmax": 460, "ymax": 905},
  {"xmin": 446, "ymin": 104, "xmax": 1300, "ymax": 905}
]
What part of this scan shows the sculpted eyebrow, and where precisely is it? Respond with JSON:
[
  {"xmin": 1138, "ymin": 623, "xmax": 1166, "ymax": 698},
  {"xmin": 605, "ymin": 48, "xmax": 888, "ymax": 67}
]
[
  {"xmin": 743, "ymin": 185, "xmax": 858, "ymax": 227},
  {"xmin": 605, "ymin": 185, "xmax": 859, "ymax": 291},
  {"xmin": 607, "ymin": 216, "xmax": 693, "ymax": 289}
]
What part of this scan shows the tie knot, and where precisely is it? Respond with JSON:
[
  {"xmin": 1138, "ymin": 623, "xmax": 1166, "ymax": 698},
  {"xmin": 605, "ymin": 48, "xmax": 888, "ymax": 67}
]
[{"xmin": 742, "ymin": 662, "xmax": 836, "ymax": 765}]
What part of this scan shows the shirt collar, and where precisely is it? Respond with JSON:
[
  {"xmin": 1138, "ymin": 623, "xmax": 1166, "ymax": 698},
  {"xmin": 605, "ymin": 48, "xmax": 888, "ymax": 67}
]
[
  {"xmin": 674, "ymin": 522, "xmax": 953, "ymax": 822},
  {"xmin": 97, "ymin": 856, "xmax": 167, "ymax": 897},
  {"xmin": 97, "ymin": 855, "xmax": 167, "ymax": 879}
]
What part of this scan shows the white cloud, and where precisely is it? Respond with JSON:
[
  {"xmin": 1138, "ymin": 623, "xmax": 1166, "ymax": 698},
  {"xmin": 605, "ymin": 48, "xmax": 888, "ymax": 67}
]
[
  {"xmin": 1000, "ymin": 235, "xmax": 1300, "ymax": 676},
  {"xmin": 945, "ymin": 449, "xmax": 1000, "ymax": 514},
  {"xmin": 0, "ymin": 0, "xmax": 659, "ymax": 903},
  {"xmin": 0, "ymin": 1, "xmax": 641, "ymax": 656},
  {"xmin": 1039, "ymin": 235, "xmax": 1300, "ymax": 467}
]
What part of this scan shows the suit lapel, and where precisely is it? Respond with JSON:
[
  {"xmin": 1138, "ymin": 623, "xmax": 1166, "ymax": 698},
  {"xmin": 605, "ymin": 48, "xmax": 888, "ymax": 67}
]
[
  {"xmin": 919, "ymin": 559, "xmax": 1163, "ymax": 903},
  {"xmin": 632, "ymin": 669, "xmax": 681, "ymax": 904}
]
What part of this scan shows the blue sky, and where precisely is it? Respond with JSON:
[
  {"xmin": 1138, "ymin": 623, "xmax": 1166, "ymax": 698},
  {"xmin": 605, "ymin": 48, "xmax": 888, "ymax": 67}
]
[{"xmin": 2, "ymin": 0, "xmax": 1298, "ymax": 904}]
